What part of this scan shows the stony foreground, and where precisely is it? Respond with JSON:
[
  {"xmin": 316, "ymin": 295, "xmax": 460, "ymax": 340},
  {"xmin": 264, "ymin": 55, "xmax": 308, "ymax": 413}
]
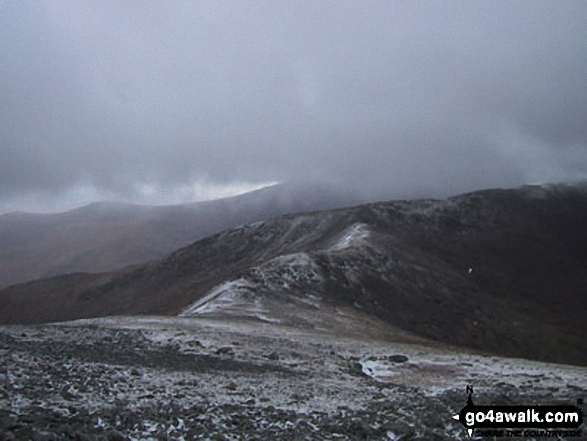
[{"xmin": 1, "ymin": 316, "xmax": 586, "ymax": 440}]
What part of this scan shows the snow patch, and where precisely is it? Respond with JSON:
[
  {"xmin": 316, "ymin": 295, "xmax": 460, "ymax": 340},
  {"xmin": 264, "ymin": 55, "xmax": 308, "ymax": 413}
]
[
  {"xmin": 330, "ymin": 223, "xmax": 370, "ymax": 250},
  {"xmin": 261, "ymin": 252, "xmax": 323, "ymax": 286},
  {"xmin": 179, "ymin": 279, "xmax": 255, "ymax": 316},
  {"xmin": 179, "ymin": 252, "xmax": 324, "ymax": 322},
  {"xmin": 360, "ymin": 359, "xmax": 398, "ymax": 382}
]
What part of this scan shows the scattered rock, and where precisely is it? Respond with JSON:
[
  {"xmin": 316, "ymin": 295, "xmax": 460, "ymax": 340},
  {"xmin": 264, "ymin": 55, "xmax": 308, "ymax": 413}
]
[
  {"xmin": 107, "ymin": 432, "xmax": 127, "ymax": 441},
  {"xmin": 59, "ymin": 387, "xmax": 77, "ymax": 401},
  {"xmin": 2, "ymin": 319, "xmax": 585, "ymax": 440},
  {"xmin": 349, "ymin": 362, "xmax": 366, "ymax": 377},
  {"xmin": 388, "ymin": 354, "xmax": 409, "ymax": 363},
  {"xmin": 215, "ymin": 346, "xmax": 235, "ymax": 356}
]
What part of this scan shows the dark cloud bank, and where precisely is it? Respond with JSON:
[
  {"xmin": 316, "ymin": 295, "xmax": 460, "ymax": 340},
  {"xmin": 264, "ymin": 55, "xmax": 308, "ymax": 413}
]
[{"xmin": 1, "ymin": 0, "xmax": 586, "ymax": 213}]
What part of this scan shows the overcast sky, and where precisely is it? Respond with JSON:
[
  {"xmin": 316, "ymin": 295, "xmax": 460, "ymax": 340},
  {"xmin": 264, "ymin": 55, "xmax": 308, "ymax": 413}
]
[{"xmin": 1, "ymin": 0, "xmax": 586, "ymax": 213}]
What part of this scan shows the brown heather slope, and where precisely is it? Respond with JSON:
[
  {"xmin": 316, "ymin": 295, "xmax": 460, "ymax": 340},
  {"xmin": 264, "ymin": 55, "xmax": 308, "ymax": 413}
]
[
  {"xmin": 0, "ymin": 182, "xmax": 365, "ymax": 289},
  {"xmin": 0, "ymin": 183, "xmax": 586, "ymax": 366}
]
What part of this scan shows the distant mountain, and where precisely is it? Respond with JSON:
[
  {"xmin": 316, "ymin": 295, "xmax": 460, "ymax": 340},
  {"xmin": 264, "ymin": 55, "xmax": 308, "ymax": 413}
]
[
  {"xmin": 1, "ymin": 182, "xmax": 586, "ymax": 366},
  {"xmin": 0, "ymin": 181, "xmax": 367, "ymax": 289}
]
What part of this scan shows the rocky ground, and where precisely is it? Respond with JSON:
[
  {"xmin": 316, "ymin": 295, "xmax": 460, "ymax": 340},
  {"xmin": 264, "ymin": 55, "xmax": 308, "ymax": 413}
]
[{"xmin": 1, "ymin": 316, "xmax": 586, "ymax": 440}]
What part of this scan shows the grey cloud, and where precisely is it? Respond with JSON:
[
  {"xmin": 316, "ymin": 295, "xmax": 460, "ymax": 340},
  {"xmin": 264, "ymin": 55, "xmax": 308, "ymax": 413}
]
[{"xmin": 1, "ymin": 0, "xmax": 586, "ymax": 212}]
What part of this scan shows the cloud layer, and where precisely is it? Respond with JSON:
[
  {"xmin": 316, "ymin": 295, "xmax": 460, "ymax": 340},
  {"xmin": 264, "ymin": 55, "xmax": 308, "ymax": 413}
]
[{"xmin": 1, "ymin": 0, "xmax": 586, "ymax": 212}]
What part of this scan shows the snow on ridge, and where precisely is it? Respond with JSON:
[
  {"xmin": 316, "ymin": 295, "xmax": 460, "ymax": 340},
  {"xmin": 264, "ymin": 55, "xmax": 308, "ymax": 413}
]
[
  {"xmin": 260, "ymin": 252, "xmax": 323, "ymax": 286},
  {"xmin": 518, "ymin": 184, "xmax": 551, "ymax": 199},
  {"xmin": 179, "ymin": 252, "xmax": 325, "ymax": 319},
  {"xmin": 179, "ymin": 279, "xmax": 254, "ymax": 316},
  {"xmin": 329, "ymin": 223, "xmax": 370, "ymax": 251},
  {"xmin": 396, "ymin": 198, "xmax": 456, "ymax": 216}
]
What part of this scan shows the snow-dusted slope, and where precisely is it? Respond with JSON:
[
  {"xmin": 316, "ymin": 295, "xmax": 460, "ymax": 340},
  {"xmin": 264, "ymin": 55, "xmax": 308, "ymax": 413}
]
[
  {"xmin": 328, "ymin": 222, "xmax": 370, "ymax": 250},
  {"xmin": 180, "ymin": 252, "xmax": 324, "ymax": 324},
  {"xmin": 1, "ymin": 183, "xmax": 586, "ymax": 367},
  {"xmin": 2, "ymin": 316, "xmax": 586, "ymax": 439},
  {"xmin": 178, "ymin": 184, "xmax": 587, "ymax": 366},
  {"xmin": 0, "ymin": 181, "xmax": 368, "ymax": 289}
]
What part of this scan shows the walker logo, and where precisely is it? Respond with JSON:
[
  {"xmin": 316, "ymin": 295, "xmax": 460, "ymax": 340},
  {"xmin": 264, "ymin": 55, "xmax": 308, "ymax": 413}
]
[{"xmin": 452, "ymin": 386, "xmax": 584, "ymax": 438}]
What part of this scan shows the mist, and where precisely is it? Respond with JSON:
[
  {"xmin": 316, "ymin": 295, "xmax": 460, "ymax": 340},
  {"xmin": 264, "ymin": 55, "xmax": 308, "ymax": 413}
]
[{"xmin": 1, "ymin": 0, "xmax": 586, "ymax": 213}]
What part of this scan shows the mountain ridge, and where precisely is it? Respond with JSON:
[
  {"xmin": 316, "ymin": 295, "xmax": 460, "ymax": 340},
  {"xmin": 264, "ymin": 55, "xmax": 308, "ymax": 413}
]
[
  {"xmin": 1, "ymin": 182, "xmax": 586, "ymax": 366},
  {"xmin": 0, "ymin": 181, "xmax": 369, "ymax": 289}
]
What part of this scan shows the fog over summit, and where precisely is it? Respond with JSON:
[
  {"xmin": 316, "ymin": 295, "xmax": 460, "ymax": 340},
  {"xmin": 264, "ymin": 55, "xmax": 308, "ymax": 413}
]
[{"xmin": 1, "ymin": 1, "xmax": 586, "ymax": 212}]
